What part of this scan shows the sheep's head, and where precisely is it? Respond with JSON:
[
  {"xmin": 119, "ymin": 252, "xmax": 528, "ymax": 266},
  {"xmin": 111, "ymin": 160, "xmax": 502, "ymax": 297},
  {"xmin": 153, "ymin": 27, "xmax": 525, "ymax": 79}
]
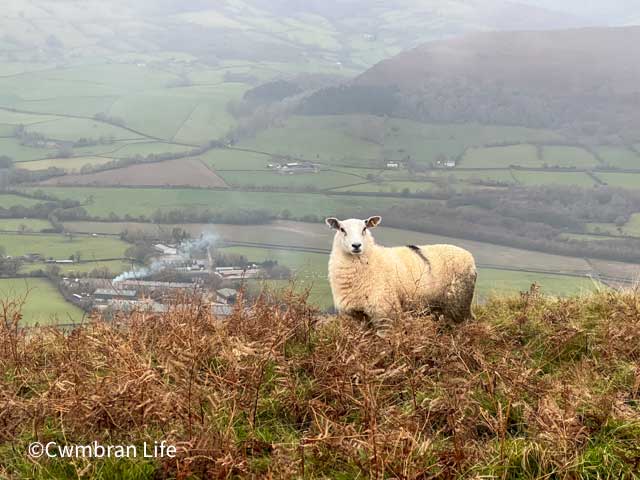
[{"xmin": 325, "ymin": 216, "xmax": 381, "ymax": 256}]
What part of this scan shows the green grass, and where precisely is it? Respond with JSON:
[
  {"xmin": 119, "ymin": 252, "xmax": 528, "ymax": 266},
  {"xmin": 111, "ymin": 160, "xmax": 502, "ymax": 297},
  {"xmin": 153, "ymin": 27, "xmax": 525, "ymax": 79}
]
[
  {"xmin": 24, "ymin": 118, "xmax": 142, "ymax": 142},
  {"xmin": 462, "ymin": 144, "xmax": 540, "ymax": 168},
  {"xmin": 21, "ymin": 187, "xmax": 429, "ymax": 219},
  {"xmin": 17, "ymin": 156, "xmax": 115, "ymax": 172},
  {"xmin": 0, "ymin": 137, "xmax": 48, "ymax": 162},
  {"xmin": 217, "ymin": 170, "xmax": 364, "ymax": 190},
  {"xmin": 0, "ymin": 219, "xmax": 52, "ymax": 232},
  {"xmin": 597, "ymin": 172, "xmax": 640, "ymax": 190},
  {"xmin": 0, "ymin": 232, "xmax": 129, "ymax": 260},
  {"xmin": 0, "ymin": 193, "xmax": 41, "ymax": 208},
  {"xmin": 332, "ymin": 180, "xmax": 439, "ymax": 193},
  {"xmin": 596, "ymin": 146, "xmax": 640, "ymax": 169},
  {"xmin": 171, "ymin": 85, "xmax": 246, "ymax": 144},
  {"xmin": 623, "ymin": 213, "xmax": 640, "ymax": 236},
  {"xmin": 110, "ymin": 141, "xmax": 195, "ymax": 158},
  {"xmin": 20, "ymin": 259, "xmax": 132, "ymax": 276},
  {"xmin": 512, "ymin": 170, "xmax": 597, "ymax": 187},
  {"xmin": 476, "ymin": 268, "xmax": 602, "ymax": 299},
  {"xmin": 0, "ymin": 278, "xmax": 82, "ymax": 325},
  {"xmin": 541, "ymin": 146, "xmax": 599, "ymax": 168},
  {"xmin": 201, "ymin": 148, "xmax": 272, "ymax": 170},
  {"xmin": 238, "ymin": 115, "xmax": 381, "ymax": 165}
]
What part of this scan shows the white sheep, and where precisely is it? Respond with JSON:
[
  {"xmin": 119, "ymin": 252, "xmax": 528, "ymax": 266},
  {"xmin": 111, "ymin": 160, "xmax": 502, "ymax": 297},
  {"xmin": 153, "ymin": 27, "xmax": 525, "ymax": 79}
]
[{"xmin": 325, "ymin": 216, "xmax": 477, "ymax": 323}]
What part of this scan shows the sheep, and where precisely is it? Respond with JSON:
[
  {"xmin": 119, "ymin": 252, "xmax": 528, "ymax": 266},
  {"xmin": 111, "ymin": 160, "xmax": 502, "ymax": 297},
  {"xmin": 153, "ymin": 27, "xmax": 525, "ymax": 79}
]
[{"xmin": 325, "ymin": 216, "xmax": 477, "ymax": 324}]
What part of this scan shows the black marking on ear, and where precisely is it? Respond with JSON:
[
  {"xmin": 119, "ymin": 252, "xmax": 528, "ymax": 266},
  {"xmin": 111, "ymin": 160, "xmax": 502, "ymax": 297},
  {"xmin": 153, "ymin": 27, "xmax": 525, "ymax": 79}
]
[{"xmin": 407, "ymin": 245, "xmax": 431, "ymax": 271}]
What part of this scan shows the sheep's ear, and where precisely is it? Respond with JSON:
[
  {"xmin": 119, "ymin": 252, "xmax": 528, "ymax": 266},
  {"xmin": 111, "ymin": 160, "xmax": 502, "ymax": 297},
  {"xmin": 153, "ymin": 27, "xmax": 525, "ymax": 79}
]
[
  {"xmin": 366, "ymin": 216, "xmax": 382, "ymax": 228},
  {"xmin": 325, "ymin": 217, "xmax": 341, "ymax": 230}
]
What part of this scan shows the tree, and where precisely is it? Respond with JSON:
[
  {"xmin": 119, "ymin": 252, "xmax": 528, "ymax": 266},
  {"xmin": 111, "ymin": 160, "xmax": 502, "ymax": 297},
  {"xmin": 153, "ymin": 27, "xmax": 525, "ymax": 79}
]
[{"xmin": 0, "ymin": 155, "xmax": 13, "ymax": 168}]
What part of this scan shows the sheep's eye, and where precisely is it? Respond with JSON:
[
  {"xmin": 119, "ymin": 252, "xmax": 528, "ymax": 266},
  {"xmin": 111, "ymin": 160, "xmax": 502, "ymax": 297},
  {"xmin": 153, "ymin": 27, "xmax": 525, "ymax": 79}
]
[{"xmin": 340, "ymin": 227, "xmax": 346, "ymax": 234}]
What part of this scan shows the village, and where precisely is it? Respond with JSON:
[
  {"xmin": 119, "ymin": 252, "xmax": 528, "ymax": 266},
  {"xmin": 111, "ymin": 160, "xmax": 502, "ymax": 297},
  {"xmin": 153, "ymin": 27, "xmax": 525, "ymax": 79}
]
[{"xmin": 24, "ymin": 237, "xmax": 284, "ymax": 321}]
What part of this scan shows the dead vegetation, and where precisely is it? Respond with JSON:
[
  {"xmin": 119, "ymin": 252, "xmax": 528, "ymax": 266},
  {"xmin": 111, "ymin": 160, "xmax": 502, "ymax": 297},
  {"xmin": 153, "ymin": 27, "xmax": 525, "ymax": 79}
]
[{"xmin": 1, "ymin": 285, "xmax": 640, "ymax": 479}]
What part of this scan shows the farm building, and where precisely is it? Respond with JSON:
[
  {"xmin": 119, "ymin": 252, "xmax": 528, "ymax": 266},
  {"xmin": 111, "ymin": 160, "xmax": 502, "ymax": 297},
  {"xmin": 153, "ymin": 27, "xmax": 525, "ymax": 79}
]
[
  {"xmin": 94, "ymin": 288, "xmax": 137, "ymax": 301},
  {"xmin": 212, "ymin": 303, "xmax": 233, "ymax": 317},
  {"xmin": 217, "ymin": 288, "xmax": 238, "ymax": 304},
  {"xmin": 277, "ymin": 162, "xmax": 319, "ymax": 174},
  {"xmin": 386, "ymin": 162, "xmax": 400, "ymax": 169},
  {"xmin": 214, "ymin": 266, "xmax": 262, "ymax": 280}
]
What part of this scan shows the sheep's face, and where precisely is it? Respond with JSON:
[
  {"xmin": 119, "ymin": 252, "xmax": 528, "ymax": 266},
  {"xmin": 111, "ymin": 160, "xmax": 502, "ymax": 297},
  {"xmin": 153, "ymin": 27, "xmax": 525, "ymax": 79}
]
[{"xmin": 325, "ymin": 216, "xmax": 381, "ymax": 256}]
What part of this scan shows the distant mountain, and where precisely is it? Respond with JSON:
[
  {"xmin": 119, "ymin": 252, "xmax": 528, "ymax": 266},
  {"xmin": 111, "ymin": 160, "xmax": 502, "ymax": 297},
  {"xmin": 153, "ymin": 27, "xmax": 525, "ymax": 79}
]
[
  {"xmin": 519, "ymin": 1, "xmax": 640, "ymax": 25},
  {"xmin": 1, "ymin": 0, "xmax": 585, "ymax": 69},
  {"xmin": 300, "ymin": 26, "xmax": 640, "ymax": 143}
]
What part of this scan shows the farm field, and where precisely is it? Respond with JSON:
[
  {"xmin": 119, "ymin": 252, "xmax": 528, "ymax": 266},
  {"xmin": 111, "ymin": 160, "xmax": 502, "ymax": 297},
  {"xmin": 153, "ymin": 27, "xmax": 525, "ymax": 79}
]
[
  {"xmin": 597, "ymin": 172, "xmax": 640, "ymax": 189},
  {"xmin": 541, "ymin": 146, "xmax": 598, "ymax": 167},
  {"xmin": 512, "ymin": 170, "xmax": 597, "ymax": 187},
  {"xmin": 0, "ymin": 232, "xmax": 129, "ymax": 260},
  {"xmin": 24, "ymin": 187, "xmax": 431, "ymax": 219},
  {"xmin": 17, "ymin": 156, "xmax": 114, "ymax": 172},
  {"xmin": 624, "ymin": 213, "xmax": 640, "ymax": 236},
  {"xmin": 19, "ymin": 259, "xmax": 131, "ymax": 276},
  {"xmin": 217, "ymin": 170, "xmax": 364, "ymax": 190},
  {"xmin": 0, "ymin": 137, "xmax": 50, "ymax": 162},
  {"xmin": 201, "ymin": 149, "xmax": 271, "ymax": 170},
  {"xmin": 0, "ymin": 218, "xmax": 52, "ymax": 232},
  {"xmin": 41, "ymin": 158, "xmax": 228, "ymax": 188},
  {"xmin": 596, "ymin": 146, "xmax": 640, "ymax": 169},
  {"xmin": 0, "ymin": 278, "xmax": 83, "ymax": 326},
  {"xmin": 331, "ymin": 180, "xmax": 441, "ymax": 193},
  {"xmin": 462, "ymin": 144, "xmax": 539, "ymax": 168},
  {"xmin": 0, "ymin": 193, "xmax": 41, "ymax": 208}
]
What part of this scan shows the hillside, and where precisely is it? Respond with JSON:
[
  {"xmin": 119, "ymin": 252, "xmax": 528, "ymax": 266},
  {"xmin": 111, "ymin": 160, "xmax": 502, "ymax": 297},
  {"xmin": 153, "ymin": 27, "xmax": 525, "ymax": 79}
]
[
  {"xmin": 0, "ymin": 0, "xmax": 583, "ymax": 69},
  {"xmin": 1, "ymin": 287, "xmax": 640, "ymax": 478},
  {"xmin": 300, "ymin": 26, "xmax": 640, "ymax": 143}
]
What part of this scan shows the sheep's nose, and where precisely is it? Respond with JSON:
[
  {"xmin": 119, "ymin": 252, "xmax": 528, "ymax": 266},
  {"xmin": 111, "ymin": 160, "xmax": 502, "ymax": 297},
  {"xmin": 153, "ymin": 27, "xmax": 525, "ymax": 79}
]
[{"xmin": 351, "ymin": 243, "xmax": 362, "ymax": 250}]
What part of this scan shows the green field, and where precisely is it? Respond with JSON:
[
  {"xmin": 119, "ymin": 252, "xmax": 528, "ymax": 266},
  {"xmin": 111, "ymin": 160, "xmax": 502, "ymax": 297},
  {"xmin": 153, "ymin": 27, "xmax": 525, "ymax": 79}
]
[
  {"xmin": 0, "ymin": 193, "xmax": 41, "ymax": 208},
  {"xmin": 462, "ymin": 144, "xmax": 539, "ymax": 168},
  {"xmin": 217, "ymin": 170, "xmax": 365, "ymax": 190},
  {"xmin": 201, "ymin": 148, "xmax": 271, "ymax": 170},
  {"xmin": 0, "ymin": 278, "xmax": 83, "ymax": 326},
  {"xmin": 0, "ymin": 219, "xmax": 52, "ymax": 232},
  {"xmin": 17, "ymin": 156, "xmax": 115, "ymax": 172},
  {"xmin": 623, "ymin": 213, "xmax": 640, "ymax": 236},
  {"xmin": 0, "ymin": 137, "xmax": 49, "ymax": 162},
  {"xmin": 0, "ymin": 232, "xmax": 129, "ymax": 260},
  {"xmin": 20, "ymin": 259, "xmax": 132, "ymax": 276},
  {"xmin": 596, "ymin": 146, "xmax": 640, "ymax": 169},
  {"xmin": 239, "ymin": 116, "xmax": 567, "ymax": 169},
  {"xmin": 512, "ymin": 170, "xmax": 597, "ymax": 187},
  {"xmin": 597, "ymin": 172, "xmax": 640, "ymax": 189},
  {"xmin": 22, "ymin": 187, "xmax": 431, "ymax": 219},
  {"xmin": 541, "ymin": 146, "xmax": 598, "ymax": 168}
]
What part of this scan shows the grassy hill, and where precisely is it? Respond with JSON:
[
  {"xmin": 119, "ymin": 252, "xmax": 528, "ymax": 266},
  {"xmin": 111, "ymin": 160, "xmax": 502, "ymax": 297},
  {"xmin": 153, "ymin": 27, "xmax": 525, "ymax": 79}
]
[
  {"xmin": 299, "ymin": 26, "xmax": 640, "ymax": 143},
  {"xmin": 1, "ymin": 287, "xmax": 639, "ymax": 478}
]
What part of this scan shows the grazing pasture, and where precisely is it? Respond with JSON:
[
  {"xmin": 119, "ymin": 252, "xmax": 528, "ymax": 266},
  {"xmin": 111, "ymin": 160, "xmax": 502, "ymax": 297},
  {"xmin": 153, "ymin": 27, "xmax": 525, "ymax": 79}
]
[
  {"xmin": 41, "ymin": 158, "xmax": 228, "ymax": 188},
  {"xmin": 512, "ymin": 170, "xmax": 597, "ymax": 187},
  {"xmin": 23, "ymin": 187, "xmax": 429, "ymax": 219},
  {"xmin": 597, "ymin": 172, "xmax": 640, "ymax": 189},
  {"xmin": 462, "ymin": 144, "xmax": 539, "ymax": 168},
  {"xmin": 17, "ymin": 156, "xmax": 114, "ymax": 172},
  {"xmin": 0, "ymin": 278, "xmax": 82, "ymax": 326},
  {"xmin": 596, "ymin": 146, "xmax": 640, "ymax": 169},
  {"xmin": 0, "ymin": 218, "xmax": 52, "ymax": 232},
  {"xmin": 541, "ymin": 146, "xmax": 598, "ymax": 167},
  {"xmin": 0, "ymin": 232, "xmax": 129, "ymax": 260}
]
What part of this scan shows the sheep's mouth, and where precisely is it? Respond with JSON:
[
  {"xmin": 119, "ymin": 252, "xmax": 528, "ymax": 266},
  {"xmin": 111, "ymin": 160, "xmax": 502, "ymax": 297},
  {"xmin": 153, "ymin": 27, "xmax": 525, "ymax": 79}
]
[{"xmin": 350, "ymin": 248, "xmax": 363, "ymax": 255}]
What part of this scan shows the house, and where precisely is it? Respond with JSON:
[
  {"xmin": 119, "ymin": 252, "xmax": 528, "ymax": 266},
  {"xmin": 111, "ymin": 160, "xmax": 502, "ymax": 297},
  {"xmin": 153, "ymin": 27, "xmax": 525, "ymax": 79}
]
[
  {"xmin": 93, "ymin": 288, "xmax": 137, "ymax": 301},
  {"xmin": 212, "ymin": 303, "xmax": 233, "ymax": 317},
  {"xmin": 444, "ymin": 160, "xmax": 456, "ymax": 168},
  {"xmin": 217, "ymin": 288, "xmax": 238, "ymax": 304},
  {"xmin": 386, "ymin": 162, "xmax": 400, "ymax": 169},
  {"xmin": 154, "ymin": 244, "xmax": 178, "ymax": 256}
]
